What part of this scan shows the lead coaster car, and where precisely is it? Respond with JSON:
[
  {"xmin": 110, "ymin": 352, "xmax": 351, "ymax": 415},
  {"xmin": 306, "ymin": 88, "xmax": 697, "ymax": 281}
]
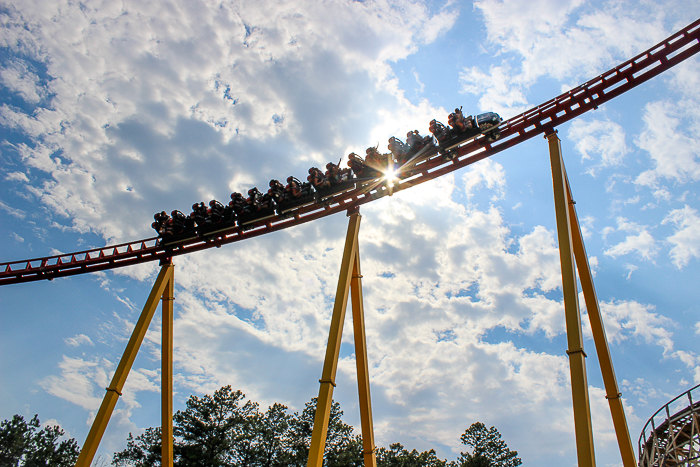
[{"xmin": 430, "ymin": 111, "xmax": 502, "ymax": 157}]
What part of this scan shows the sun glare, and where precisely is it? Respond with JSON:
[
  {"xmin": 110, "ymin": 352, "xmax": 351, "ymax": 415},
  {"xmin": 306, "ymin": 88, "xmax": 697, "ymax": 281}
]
[{"xmin": 384, "ymin": 169, "xmax": 398, "ymax": 188}]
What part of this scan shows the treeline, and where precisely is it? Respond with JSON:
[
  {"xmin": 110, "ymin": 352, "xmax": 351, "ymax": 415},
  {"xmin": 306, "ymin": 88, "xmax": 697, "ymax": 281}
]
[
  {"xmin": 0, "ymin": 414, "xmax": 79, "ymax": 466},
  {"xmin": 0, "ymin": 385, "xmax": 522, "ymax": 467}
]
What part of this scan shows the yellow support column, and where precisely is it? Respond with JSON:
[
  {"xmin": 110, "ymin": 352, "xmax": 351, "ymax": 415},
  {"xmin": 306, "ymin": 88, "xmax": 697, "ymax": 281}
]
[
  {"xmin": 75, "ymin": 261, "xmax": 174, "ymax": 467},
  {"xmin": 350, "ymin": 239, "xmax": 377, "ymax": 467},
  {"xmin": 162, "ymin": 265, "xmax": 175, "ymax": 467},
  {"xmin": 308, "ymin": 209, "xmax": 373, "ymax": 467},
  {"xmin": 546, "ymin": 131, "xmax": 596, "ymax": 467},
  {"xmin": 564, "ymin": 175, "xmax": 636, "ymax": 466}
]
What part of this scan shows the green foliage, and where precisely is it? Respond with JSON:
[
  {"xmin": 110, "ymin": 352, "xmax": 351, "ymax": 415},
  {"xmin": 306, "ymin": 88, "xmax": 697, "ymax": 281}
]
[
  {"xmin": 0, "ymin": 414, "xmax": 80, "ymax": 467},
  {"xmin": 294, "ymin": 398, "xmax": 362, "ymax": 467},
  {"xmin": 376, "ymin": 442, "xmax": 447, "ymax": 467},
  {"xmin": 112, "ymin": 427, "xmax": 162, "ymax": 467},
  {"xmin": 173, "ymin": 385, "xmax": 259, "ymax": 466},
  {"xmin": 111, "ymin": 385, "xmax": 523, "ymax": 467},
  {"xmin": 112, "ymin": 387, "xmax": 361, "ymax": 467},
  {"xmin": 456, "ymin": 422, "xmax": 521, "ymax": 467}
]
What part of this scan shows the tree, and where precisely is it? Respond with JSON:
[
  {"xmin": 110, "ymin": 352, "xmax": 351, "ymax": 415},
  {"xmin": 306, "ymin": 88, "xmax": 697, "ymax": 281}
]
[
  {"xmin": 456, "ymin": 422, "xmax": 521, "ymax": 467},
  {"xmin": 174, "ymin": 385, "xmax": 259, "ymax": 467},
  {"xmin": 376, "ymin": 442, "xmax": 447, "ymax": 467},
  {"xmin": 112, "ymin": 427, "xmax": 162, "ymax": 467},
  {"xmin": 252, "ymin": 403, "xmax": 292, "ymax": 467},
  {"xmin": 112, "ymin": 386, "xmax": 260, "ymax": 467},
  {"xmin": 284, "ymin": 397, "xmax": 363, "ymax": 467},
  {"xmin": 0, "ymin": 414, "xmax": 80, "ymax": 467},
  {"xmin": 112, "ymin": 387, "xmax": 362, "ymax": 467}
]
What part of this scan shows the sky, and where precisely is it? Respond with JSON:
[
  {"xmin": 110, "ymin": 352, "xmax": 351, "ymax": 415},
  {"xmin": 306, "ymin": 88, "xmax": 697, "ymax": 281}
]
[{"xmin": 1, "ymin": 0, "xmax": 700, "ymax": 466}]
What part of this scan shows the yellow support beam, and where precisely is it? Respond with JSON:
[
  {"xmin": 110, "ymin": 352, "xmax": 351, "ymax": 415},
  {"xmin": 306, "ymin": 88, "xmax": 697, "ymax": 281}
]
[
  {"xmin": 564, "ymin": 167, "xmax": 636, "ymax": 466},
  {"xmin": 162, "ymin": 268, "xmax": 174, "ymax": 467},
  {"xmin": 546, "ymin": 131, "xmax": 596, "ymax": 467},
  {"xmin": 308, "ymin": 209, "xmax": 376, "ymax": 467},
  {"xmin": 75, "ymin": 262, "xmax": 174, "ymax": 467},
  {"xmin": 350, "ymin": 240, "xmax": 377, "ymax": 467}
]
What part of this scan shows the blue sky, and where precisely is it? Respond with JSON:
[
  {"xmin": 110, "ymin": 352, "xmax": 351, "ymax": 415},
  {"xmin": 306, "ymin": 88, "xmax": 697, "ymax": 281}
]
[{"xmin": 1, "ymin": 1, "xmax": 700, "ymax": 465}]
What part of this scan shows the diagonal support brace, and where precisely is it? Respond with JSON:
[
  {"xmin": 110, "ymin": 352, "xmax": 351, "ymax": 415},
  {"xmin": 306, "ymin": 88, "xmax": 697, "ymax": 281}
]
[
  {"xmin": 75, "ymin": 262, "xmax": 175, "ymax": 467},
  {"xmin": 307, "ymin": 209, "xmax": 377, "ymax": 467},
  {"xmin": 562, "ymin": 160, "xmax": 636, "ymax": 467},
  {"xmin": 547, "ymin": 131, "xmax": 597, "ymax": 467},
  {"xmin": 546, "ymin": 131, "xmax": 635, "ymax": 467}
]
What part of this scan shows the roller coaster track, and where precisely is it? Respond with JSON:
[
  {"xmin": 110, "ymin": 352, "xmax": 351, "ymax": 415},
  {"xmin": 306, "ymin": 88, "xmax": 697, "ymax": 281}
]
[
  {"xmin": 639, "ymin": 384, "xmax": 700, "ymax": 466},
  {"xmin": 2, "ymin": 18, "xmax": 700, "ymax": 286}
]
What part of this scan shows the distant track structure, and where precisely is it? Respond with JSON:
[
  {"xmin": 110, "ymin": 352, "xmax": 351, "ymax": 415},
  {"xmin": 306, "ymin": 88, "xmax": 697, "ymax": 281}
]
[
  {"xmin": 639, "ymin": 384, "xmax": 700, "ymax": 466},
  {"xmin": 2, "ymin": 18, "xmax": 699, "ymax": 286}
]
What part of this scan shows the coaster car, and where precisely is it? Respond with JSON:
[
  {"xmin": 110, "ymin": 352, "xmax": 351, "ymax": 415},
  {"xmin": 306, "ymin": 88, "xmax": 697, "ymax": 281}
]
[
  {"xmin": 155, "ymin": 105, "xmax": 503, "ymax": 246},
  {"xmin": 388, "ymin": 130, "xmax": 434, "ymax": 168},
  {"xmin": 430, "ymin": 109, "xmax": 502, "ymax": 157},
  {"xmin": 277, "ymin": 176, "xmax": 316, "ymax": 213}
]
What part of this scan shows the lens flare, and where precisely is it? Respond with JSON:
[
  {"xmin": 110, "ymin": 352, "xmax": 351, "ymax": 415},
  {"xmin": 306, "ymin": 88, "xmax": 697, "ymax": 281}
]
[{"xmin": 384, "ymin": 169, "xmax": 397, "ymax": 188}]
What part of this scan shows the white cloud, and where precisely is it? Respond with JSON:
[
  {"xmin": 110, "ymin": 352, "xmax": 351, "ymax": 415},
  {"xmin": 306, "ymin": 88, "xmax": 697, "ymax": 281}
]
[
  {"xmin": 459, "ymin": 64, "xmax": 530, "ymax": 118},
  {"xmin": 568, "ymin": 119, "xmax": 628, "ymax": 175},
  {"xmin": 463, "ymin": 0, "xmax": 700, "ymax": 131},
  {"xmin": 0, "ymin": 0, "xmax": 453, "ymax": 244},
  {"xmin": 673, "ymin": 350, "xmax": 700, "ymax": 384},
  {"xmin": 635, "ymin": 101, "xmax": 700, "ymax": 188},
  {"xmin": 411, "ymin": 68, "xmax": 425, "ymax": 94},
  {"xmin": 668, "ymin": 55, "xmax": 700, "ymax": 102},
  {"xmin": 603, "ymin": 218, "xmax": 658, "ymax": 261},
  {"xmin": 473, "ymin": 0, "xmax": 678, "ymax": 84},
  {"xmin": 40, "ymin": 356, "xmax": 104, "ymax": 412},
  {"xmin": 0, "ymin": 200, "xmax": 26, "ymax": 219},
  {"xmin": 621, "ymin": 378, "xmax": 671, "ymax": 407},
  {"xmin": 5, "ymin": 172, "xmax": 29, "ymax": 182},
  {"xmin": 662, "ymin": 205, "xmax": 700, "ymax": 268},
  {"xmin": 64, "ymin": 334, "xmax": 95, "ymax": 348},
  {"xmin": 604, "ymin": 232, "xmax": 656, "ymax": 261},
  {"xmin": 0, "ymin": 58, "xmax": 46, "ymax": 104},
  {"xmin": 579, "ymin": 215, "xmax": 595, "ymax": 240},
  {"xmin": 462, "ymin": 159, "xmax": 506, "ymax": 201},
  {"xmin": 583, "ymin": 299, "xmax": 675, "ymax": 355}
]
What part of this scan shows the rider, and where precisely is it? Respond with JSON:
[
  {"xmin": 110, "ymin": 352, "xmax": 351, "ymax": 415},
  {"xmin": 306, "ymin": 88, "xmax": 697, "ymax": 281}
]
[
  {"xmin": 268, "ymin": 179, "xmax": 285, "ymax": 203},
  {"xmin": 325, "ymin": 162, "xmax": 341, "ymax": 185},
  {"xmin": 347, "ymin": 153, "xmax": 365, "ymax": 177},
  {"xmin": 308, "ymin": 167, "xmax": 329, "ymax": 189},
  {"xmin": 229, "ymin": 192, "xmax": 246, "ymax": 215},
  {"xmin": 152, "ymin": 211, "xmax": 170, "ymax": 235}
]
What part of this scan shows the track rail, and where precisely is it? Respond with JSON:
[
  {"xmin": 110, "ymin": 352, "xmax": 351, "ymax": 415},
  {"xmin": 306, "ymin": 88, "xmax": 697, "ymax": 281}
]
[{"xmin": 2, "ymin": 18, "xmax": 699, "ymax": 286}]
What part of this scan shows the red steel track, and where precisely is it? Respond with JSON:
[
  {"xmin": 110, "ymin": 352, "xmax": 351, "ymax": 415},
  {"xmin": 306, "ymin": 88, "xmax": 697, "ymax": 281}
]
[{"xmin": 2, "ymin": 18, "xmax": 699, "ymax": 286}]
